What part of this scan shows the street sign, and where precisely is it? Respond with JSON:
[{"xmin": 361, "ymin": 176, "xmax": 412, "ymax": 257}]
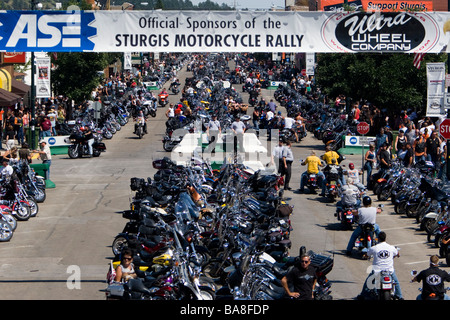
[
  {"xmin": 445, "ymin": 93, "xmax": 450, "ymax": 109},
  {"xmin": 439, "ymin": 118, "xmax": 450, "ymax": 140},
  {"xmin": 357, "ymin": 122, "xmax": 370, "ymax": 135}
]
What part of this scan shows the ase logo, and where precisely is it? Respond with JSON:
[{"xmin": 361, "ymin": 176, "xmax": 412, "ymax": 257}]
[
  {"xmin": 0, "ymin": 9, "xmax": 96, "ymax": 52},
  {"xmin": 321, "ymin": 11, "xmax": 439, "ymax": 53}
]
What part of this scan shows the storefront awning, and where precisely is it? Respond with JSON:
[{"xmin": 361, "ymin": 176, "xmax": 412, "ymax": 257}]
[
  {"xmin": 0, "ymin": 88, "xmax": 21, "ymax": 106},
  {"xmin": 11, "ymin": 78, "xmax": 30, "ymax": 97}
]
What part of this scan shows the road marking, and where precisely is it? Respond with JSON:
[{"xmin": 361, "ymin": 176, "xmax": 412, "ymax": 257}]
[
  {"xmin": 393, "ymin": 241, "xmax": 427, "ymax": 246},
  {"xmin": 405, "ymin": 260, "xmax": 430, "ymax": 265}
]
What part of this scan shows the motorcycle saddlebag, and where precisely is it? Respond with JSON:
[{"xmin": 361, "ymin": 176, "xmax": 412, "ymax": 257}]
[
  {"xmin": 94, "ymin": 142, "xmax": 106, "ymax": 150},
  {"xmin": 130, "ymin": 177, "xmax": 145, "ymax": 191},
  {"xmin": 152, "ymin": 157, "xmax": 175, "ymax": 170},
  {"xmin": 308, "ymin": 250, "xmax": 334, "ymax": 275}
]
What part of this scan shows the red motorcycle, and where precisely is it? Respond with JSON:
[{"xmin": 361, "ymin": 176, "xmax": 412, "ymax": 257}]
[{"xmin": 158, "ymin": 91, "xmax": 169, "ymax": 107}]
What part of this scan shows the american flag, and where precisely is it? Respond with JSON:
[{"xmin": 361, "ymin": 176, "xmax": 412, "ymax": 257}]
[{"xmin": 413, "ymin": 52, "xmax": 425, "ymax": 69}]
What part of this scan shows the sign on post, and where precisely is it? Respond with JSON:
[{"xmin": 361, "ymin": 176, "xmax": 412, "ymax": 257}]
[
  {"xmin": 357, "ymin": 122, "xmax": 370, "ymax": 135},
  {"xmin": 439, "ymin": 118, "xmax": 450, "ymax": 140}
]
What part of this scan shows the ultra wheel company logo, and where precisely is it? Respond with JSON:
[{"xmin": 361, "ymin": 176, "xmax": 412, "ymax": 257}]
[
  {"xmin": 0, "ymin": 10, "xmax": 96, "ymax": 52},
  {"xmin": 321, "ymin": 11, "xmax": 439, "ymax": 53}
]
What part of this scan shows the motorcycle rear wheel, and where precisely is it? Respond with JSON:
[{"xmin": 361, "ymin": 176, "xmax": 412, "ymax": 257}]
[{"xmin": 0, "ymin": 221, "xmax": 13, "ymax": 241}]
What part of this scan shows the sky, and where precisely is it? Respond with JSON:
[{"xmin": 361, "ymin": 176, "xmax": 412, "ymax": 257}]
[{"xmin": 191, "ymin": 0, "xmax": 286, "ymax": 10}]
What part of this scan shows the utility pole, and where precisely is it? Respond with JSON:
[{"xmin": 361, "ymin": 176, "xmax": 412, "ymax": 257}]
[{"xmin": 30, "ymin": 0, "xmax": 36, "ymax": 150}]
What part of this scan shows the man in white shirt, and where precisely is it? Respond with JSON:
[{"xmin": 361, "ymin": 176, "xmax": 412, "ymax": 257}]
[
  {"xmin": 0, "ymin": 157, "xmax": 13, "ymax": 179},
  {"xmin": 358, "ymin": 232, "xmax": 403, "ymax": 300},
  {"xmin": 284, "ymin": 116, "xmax": 298, "ymax": 142},
  {"xmin": 231, "ymin": 116, "xmax": 246, "ymax": 153},
  {"xmin": 346, "ymin": 163, "xmax": 365, "ymax": 190}
]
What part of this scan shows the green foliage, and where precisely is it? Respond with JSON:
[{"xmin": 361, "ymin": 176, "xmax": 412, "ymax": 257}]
[
  {"xmin": 4, "ymin": 0, "xmax": 232, "ymax": 10},
  {"xmin": 315, "ymin": 53, "xmax": 447, "ymax": 113},
  {"xmin": 51, "ymin": 52, "xmax": 121, "ymax": 104}
]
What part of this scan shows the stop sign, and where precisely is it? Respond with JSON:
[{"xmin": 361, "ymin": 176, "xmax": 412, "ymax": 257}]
[
  {"xmin": 357, "ymin": 122, "xmax": 370, "ymax": 135},
  {"xmin": 439, "ymin": 119, "xmax": 450, "ymax": 140}
]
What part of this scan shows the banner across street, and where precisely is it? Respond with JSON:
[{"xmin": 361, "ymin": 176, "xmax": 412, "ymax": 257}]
[{"xmin": 1, "ymin": 10, "xmax": 450, "ymax": 53}]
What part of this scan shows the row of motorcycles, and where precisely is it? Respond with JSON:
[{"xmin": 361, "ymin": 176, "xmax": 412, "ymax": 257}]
[
  {"xmin": 369, "ymin": 160, "xmax": 450, "ymax": 266},
  {"xmin": 105, "ymin": 156, "xmax": 334, "ymax": 300},
  {"xmin": 0, "ymin": 160, "xmax": 46, "ymax": 242}
]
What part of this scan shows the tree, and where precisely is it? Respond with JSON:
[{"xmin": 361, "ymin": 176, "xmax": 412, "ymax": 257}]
[
  {"xmin": 51, "ymin": 52, "xmax": 121, "ymax": 104},
  {"xmin": 315, "ymin": 52, "xmax": 447, "ymax": 114}
]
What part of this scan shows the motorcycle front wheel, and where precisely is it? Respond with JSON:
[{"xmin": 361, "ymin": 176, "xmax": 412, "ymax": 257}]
[
  {"xmin": 112, "ymin": 236, "xmax": 128, "ymax": 256},
  {"xmin": 163, "ymin": 141, "xmax": 174, "ymax": 152},
  {"xmin": 1, "ymin": 213, "xmax": 17, "ymax": 231},
  {"xmin": 68, "ymin": 145, "xmax": 79, "ymax": 159},
  {"xmin": 0, "ymin": 221, "xmax": 13, "ymax": 241},
  {"xmin": 13, "ymin": 203, "xmax": 31, "ymax": 221}
]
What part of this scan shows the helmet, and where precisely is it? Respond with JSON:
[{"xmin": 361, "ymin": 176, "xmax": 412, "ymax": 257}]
[
  {"xmin": 349, "ymin": 163, "xmax": 354, "ymax": 169},
  {"xmin": 363, "ymin": 196, "xmax": 372, "ymax": 206}
]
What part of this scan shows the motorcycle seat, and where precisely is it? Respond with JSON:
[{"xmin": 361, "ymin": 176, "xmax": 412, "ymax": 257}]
[{"xmin": 126, "ymin": 279, "xmax": 152, "ymax": 295}]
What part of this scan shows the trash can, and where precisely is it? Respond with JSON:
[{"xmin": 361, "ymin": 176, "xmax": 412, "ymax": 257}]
[{"xmin": 30, "ymin": 163, "xmax": 55, "ymax": 188}]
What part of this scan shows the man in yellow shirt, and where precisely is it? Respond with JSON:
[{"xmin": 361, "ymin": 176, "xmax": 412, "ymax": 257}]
[
  {"xmin": 300, "ymin": 150, "xmax": 326, "ymax": 194},
  {"xmin": 322, "ymin": 145, "xmax": 341, "ymax": 164}
]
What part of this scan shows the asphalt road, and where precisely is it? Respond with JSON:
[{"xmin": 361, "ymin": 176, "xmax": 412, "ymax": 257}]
[{"xmin": 0, "ymin": 62, "xmax": 447, "ymax": 300}]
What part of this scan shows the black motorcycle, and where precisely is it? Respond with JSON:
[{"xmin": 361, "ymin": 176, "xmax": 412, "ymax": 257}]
[{"xmin": 66, "ymin": 132, "xmax": 106, "ymax": 158}]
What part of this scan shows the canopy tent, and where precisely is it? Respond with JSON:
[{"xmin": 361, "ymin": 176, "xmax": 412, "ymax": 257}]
[
  {"xmin": 11, "ymin": 78, "xmax": 30, "ymax": 97},
  {"xmin": 0, "ymin": 88, "xmax": 21, "ymax": 106}
]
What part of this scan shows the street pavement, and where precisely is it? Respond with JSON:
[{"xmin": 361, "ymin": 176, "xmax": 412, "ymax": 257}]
[{"xmin": 0, "ymin": 62, "xmax": 447, "ymax": 300}]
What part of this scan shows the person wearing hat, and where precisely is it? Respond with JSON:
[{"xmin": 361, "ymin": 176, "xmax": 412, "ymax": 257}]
[{"xmin": 34, "ymin": 139, "xmax": 52, "ymax": 179}]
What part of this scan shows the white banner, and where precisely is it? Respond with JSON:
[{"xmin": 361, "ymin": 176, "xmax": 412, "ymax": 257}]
[
  {"xmin": 123, "ymin": 52, "xmax": 132, "ymax": 70},
  {"xmin": 426, "ymin": 62, "xmax": 446, "ymax": 117},
  {"xmin": 306, "ymin": 53, "xmax": 315, "ymax": 76},
  {"xmin": 0, "ymin": 10, "xmax": 449, "ymax": 53},
  {"xmin": 35, "ymin": 56, "xmax": 51, "ymax": 98}
]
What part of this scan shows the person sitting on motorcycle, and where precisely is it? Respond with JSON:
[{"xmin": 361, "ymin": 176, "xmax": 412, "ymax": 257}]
[
  {"xmin": 346, "ymin": 196, "xmax": 382, "ymax": 257},
  {"xmin": 322, "ymin": 145, "xmax": 341, "ymax": 165},
  {"xmin": 299, "ymin": 150, "xmax": 326, "ymax": 195},
  {"xmin": 412, "ymin": 255, "xmax": 450, "ymax": 300},
  {"xmin": 159, "ymin": 88, "xmax": 168, "ymax": 96},
  {"xmin": 134, "ymin": 110, "xmax": 147, "ymax": 134},
  {"xmin": 283, "ymin": 115, "xmax": 299, "ymax": 143},
  {"xmin": 345, "ymin": 163, "xmax": 365, "ymax": 191},
  {"xmin": 323, "ymin": 158, "xmax": 344, "ymax": 188},
  {"xmin": 82, "ymin": 125, "xmax": 95, "ymax": 158},
  {"xmin": 358, "ymin": 231, "xmax": 403, "ymax": 300},
  {"xmin": 336, "ymin": 178, "xmax": 362, "ymax": 214},
  {"xmin": 168, "ymin": 77, "xmax": 180, "ymax": 90}
]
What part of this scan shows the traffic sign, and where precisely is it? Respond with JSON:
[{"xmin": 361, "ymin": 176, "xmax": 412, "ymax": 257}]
[
  {"xmin": 357, "ymin": 122, "xmax": 370, "ymax": 135},
  {"xmin": 439, "ymin": 118, "xmax": 450, "ymax": 140}
]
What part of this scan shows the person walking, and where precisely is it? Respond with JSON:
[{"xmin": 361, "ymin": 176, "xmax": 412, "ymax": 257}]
[{"xmin": 281, "ymin": 140, "xmax": 294, "ymax": 191}]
